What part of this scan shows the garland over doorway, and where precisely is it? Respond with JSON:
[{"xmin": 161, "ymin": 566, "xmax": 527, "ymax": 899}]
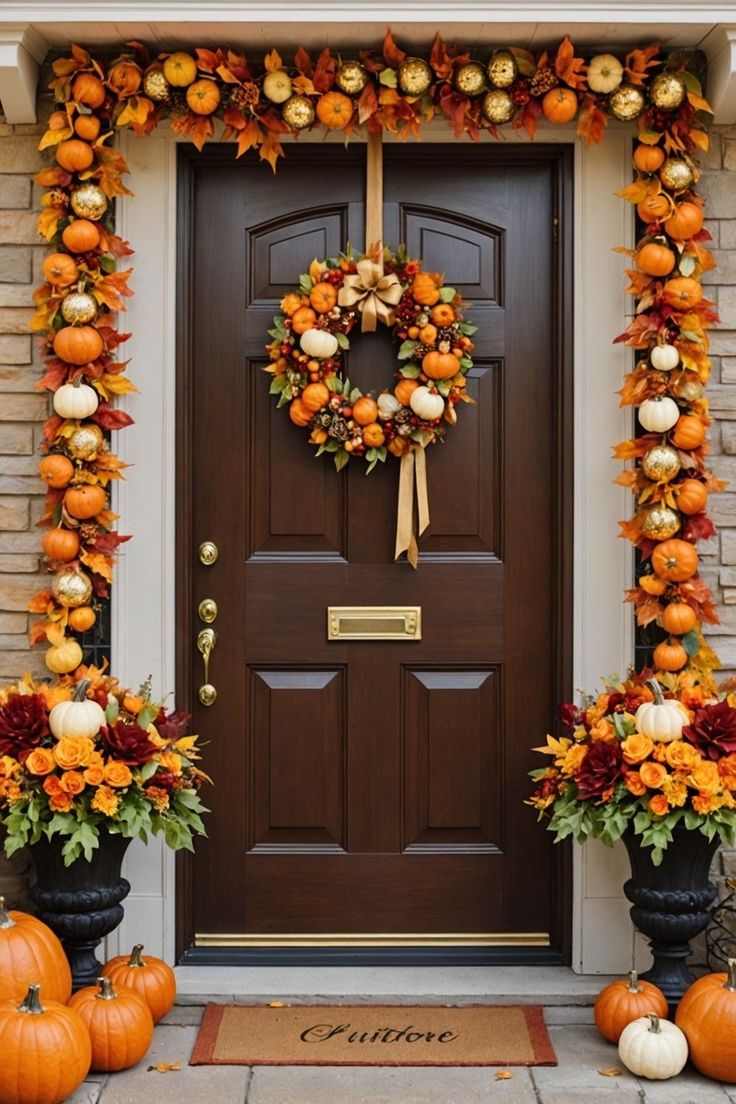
[{"xmin": 28, "ymin": 33, "xmax": 719, "ymax": 690}]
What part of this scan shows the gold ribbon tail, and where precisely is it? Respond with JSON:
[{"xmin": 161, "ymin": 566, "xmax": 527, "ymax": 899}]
[{"xmin": 394, "ymin": 446, "xmax": 430, "ymax": 570}]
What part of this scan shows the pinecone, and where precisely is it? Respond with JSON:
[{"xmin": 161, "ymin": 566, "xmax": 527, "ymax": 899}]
[
  {"xmin": 328, "ymin": 416, "xmax": 350, "ymax": 442},
  {"xmin": 511, "ymin": 79, "xmax": 531, "ymax": 106},
  {"xmin": 437, "ymin": 327, "xmax": 455, "ymax": 345},
  {"xmin": 226, "ymin": 82, "xmax": 260, "ymax": 111},
  {"xmin": 169, "ymin": 89, "xmax": 189, "ymax": 115},
  {"xmin": 316, "ymin": 411, "xmax": 333, "ymax": 429},
  {"xmin": 394, "ymin": 407, "xmax": 413, "ymax": 426},
  {"xmin": 79, "ymin": 523, "xmax": 98, "ymax": 542},
  {"xmin": 530, "ymin": 66, "xmax": 558, "ymax": 97}
]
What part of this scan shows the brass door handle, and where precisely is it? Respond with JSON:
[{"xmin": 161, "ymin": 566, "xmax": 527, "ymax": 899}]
[{"xmin": 197, "ymin": 628, "xmax": 217, "ymax": 706}]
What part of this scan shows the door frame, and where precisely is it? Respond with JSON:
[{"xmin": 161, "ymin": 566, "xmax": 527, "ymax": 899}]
[{"xmin": 111, "ymin": 123, "xmax": 635, "ymax": 974}]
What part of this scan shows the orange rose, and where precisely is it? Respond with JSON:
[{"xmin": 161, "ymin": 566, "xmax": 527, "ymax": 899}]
[
  {"xmin": 648, "ymin": 794, "xmax": 670, "ymax": 816},
  {"xmin": 54, "ymin": 735, "xmax": 94, "ymax": 771},
  {"xmin": 59, "ymin": 770, "xmax": 85, "ymax": 796},
  {"xmin": 652, "ymin": 744, "xmax": 668, "ymax": 763},
  {"xmin": 49, "ymin": 791, "xmax": 73, "ymax": 813},
  {"xmin": 625, "ymin": 771, "xmax": 647, "ymax": 796},
  {"xmin": 43, "ymin": 775, "xmax": 63, "ymax": 796},
  {"xmin": 590, "ymin": 719, "xmax": 615, "ymax": 743},
  {"xmin": 621, "ymin": 733, "xmax": 654, "ymax": 764},
  {"xmin": 690, "ymin": 760, "xmax": 721, "ymax": 795},
  {"xmin": 103, "ymin": 761, "xmax": 133, "ymax": 789},
  {"xmin": 640, "ymin": 762, "xmax": 668, "ymax": 789},
  {"xmin": 86, "ymin": 750, "xmax": 104, "ymax": 770},
  {"xmin": 91, "ymin": 785, "xmax": 120, "ymax": 816},
  {"xmin": 83, "ymin": 765, "xmax": 104, "ymax": 787},
  {"xmin": 666, "ymin": 741, "xmax": 701, "ymax": 772},
  {"xmin": 25, "ymin": 748, "xmax": 56, "ymax": 776},
  {"xmin": 719, "ymin": 754, "xmax": 736, "ymax": 791}
]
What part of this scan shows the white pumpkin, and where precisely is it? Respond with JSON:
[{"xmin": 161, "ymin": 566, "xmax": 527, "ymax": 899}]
[
  {"xmin": 377, "ymin": 392, "xmax": 401, "ymax": 420},
  {"xmin": 650, "ymin": 344, "xmax": 679, "ymax": 373},
  {"xmin": 49, "ymin": 680, "xmax": 105, "ymax": 741},
  {"xmin": 53, "ymin": 381, "xmax": 99, "ymax": 421},
  {"xmin": 635, "ymin": 680, "xmax": 689, "ymax": 743},
  {"xmin": 300, "ymin": 328, "xmax": 338, "ymax": 359},
  {"xmin": 638, "ymin": 396, "xmax": 679, "ymax": 434},
  {"xmin": 410, "ymin": 386, "xmax": 444, "ymax": 422},
  {"xmin": 263, "ymin": 69, "xmax": 293, "ymax": 104},
  {"xmin": 618, "ymin": 1014, "xmax": 688, "ymax": 1080},
  {"xmin": 587, "ymin": 54, "xmax": 624, "ymax": 94}
]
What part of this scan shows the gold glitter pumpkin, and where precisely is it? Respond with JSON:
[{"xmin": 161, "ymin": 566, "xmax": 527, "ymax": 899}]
[
  {"xmin": 52, "ymin": 569, "xmax": 93, "ymax": 609},
  {"xmin": 397, "ymin": 57, "xmax": 432, "ymax": 96},
  {"xmin": 281, "ymin": 94, "xmax": 315, "ymax": 130},
  {"xmin": 482, "ymin": 89, "xmax": 515, "ymax": 124},
  {"xmin": 70, "ymin": 184, "xmax": 108, "ymax": 221},
  {"xmin": 67, "ymin": 424, "xmax": 104, "ymax": 461},
  {"xmin": 641, "ymin": 505, "xmax": 681, "ymax": 540},
  {"xmin": 61, "ymin": 292, "xmax": 97, "ymax": 326},
  {"xmin": 659, "ymin": 157, "xmax": 694, "ymax": 193},
  {"xmin": 143, "ymin": 69, "xmax": 170, "ymax": 102},
  {"xmin": 641, "ymin": 444, "xmax": 681, "ymax": 483},
  {"xmin": 336, "ymin": 61, "xmax": 368, "ymax": 96},
  {"xmin": 454, "ymin": 62, "xmax": 486, "ymax": 97},
  {"xmin": 487, "ymin": 50, "xmax": 517, "ymax": 89},
  {"xmin": 650, "ymin": 72, "xmax": 686, "ymax": 111},
  {"xmin": 608, "ymin": 83, "xmax": 645, "ymax": 121}
]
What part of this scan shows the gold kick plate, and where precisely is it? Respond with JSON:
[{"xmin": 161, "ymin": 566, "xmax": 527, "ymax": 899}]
[
  {"xmin": 328, "ymin": 606, "xmax": 421, "ymax": 641},
  {"xmin": 195, "ymin": 931, "xmax": 550, "ymax": 948}
]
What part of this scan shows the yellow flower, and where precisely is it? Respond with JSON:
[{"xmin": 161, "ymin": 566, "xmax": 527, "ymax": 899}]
[
  {"xmin": 692, "ymin": 792, "xmax": 724, "ymax": 814},
  {"xmin": 103, "ymin": 761, "xmax": 133, "ymax": 789},
  {"xmin": 719, "ymin": 754, "xmax": 736, "ymax": 791},
  {"xmin": 91, "ymin": 785, "xmax": 120, "ymax": 817},
  {"xmin": 146, "ymin": 723, "xmax": 167, "ymax": 749},
  {"xmin": 24, "ymin": 748, "xmax": 56, "ymax": 776},
  {"xmin": 690, "ymin": 760, "xmax": 721, "ymax": 795},
  {"xmin": 0, "ymin": 756, "xmax": 20, "ymax": 779},
  {"xmin": 665, "ymin": 742, "xmax": 702, "ymax": 772},
  {"xmin": 144, "ymin": 785, "xmax": 170, "ymax": 811},
  {"xmin": 625, "ymin": 771, "xmax": 647, "ymax": 796},
  {"xmin": 54, "ymin": 736, "xmax": 94, "ymax": 771},
  {"xmin": 621, "ymin": 733, "xmax": 654, "ymax": 764},
  {"xmin": 158, "ymin": 750, "xmax": 182, "ymax": 776},
  {"xmin": 661, "ymin": 776, "xmax": 688, "ymax": 808},
  {"xmin": 560, "ymin": 743, "xmax": 588, "ymax": 776},
  {"xmin": 590, "ymin": 719, "xmax": 614, "ymax": 743}
]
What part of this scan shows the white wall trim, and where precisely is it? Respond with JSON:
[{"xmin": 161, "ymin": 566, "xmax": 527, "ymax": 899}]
[
  {"xmin": 0, "ymin": 25, "xmax": 45, "ymax": 124},
  {"xmin": 703, "ymin": 25, "xmax": 736, "ymax": 124}
]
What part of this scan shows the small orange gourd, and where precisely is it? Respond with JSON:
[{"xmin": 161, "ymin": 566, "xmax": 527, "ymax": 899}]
[
  {"xmin": 419, "ymin": 324, "xmax": 437, "ymax": 345},
  {"xmin": 108, "ymin": 60, "xmax": 142, "ymax": 97},
  {"xmin": 663, "ymin": 276, "xmax": 703, "ymax": 310},
  {"xmin": 639, "ymin": 574, "xmax": 668, "ymax": 596},
  {"xmin": 423, "ymin": 350, "xmax": 460, "ymax": 380},
  {"xmin": 661, "ymin": 602, "xmax": 697, "ymax": 636},
  {"xmin": 676, "ymin": 958, "xmax": 736, "ymax": 1083},
  {"xmin": 653, "ymin": 638, "xmax": 688, "ymax": 672},
  {"xmin": 74, "ymin": 115, "xmax": 101, "ymax": 141},
  {"xmin": 102, "ymin": 944, "xmax": 176, "ymax": 1024},
  {"xmin": 289, "ymin": 398, "xmax": 312, "ymax": 427},
  {"xmin": 636, "ymin": 241, "xmax": 676, "ymax": 277},
  {"xmin": 395, "ymin": 378, "xmax": 419, "ymax": 405},
  {"xmin": 291, "ymin": 306, "xmax": 317, "ymax": 335},
  {"xmin": 412, "ymin": 273, "xmax": 441, "ymax": 306},
  {"xmin": 362, "ymin": 422, "xmax": 385, "ymax": 447},
  {"xmin": 0, "ymin": 898, "xmax": 72, "ymax": 1005},
  {"xmin": 665, "ymin": 201, "xmax": 704, "ymax": 241},
  {"xmin": 42, "ymin": 253, "xmax": 78, "ymax": 288},
  {"xmin": 675, "ymin": 478, "xmax": 708, "ymax": 516},
  {"xmin": 72, "ymin": 73, "xmax": 106, "ymax": 108},
  {"xmin": 352, "ymin": 397, "xmax": 378, "ymax": 426},
  {"xmin": 430, "ymin": 303, "xmax": 456, "ymax": 326},
  {"xmin": 69, "ymin": 977, "xmax": 154, "ymax": 1072},
  {"xmin": 186, "ymin": 79, "xmax": 221, "ymax": 115},
  {"xmin": 633, "ymin": 145, "xmax": 665, "ymax": 173},
  {"xmin": 651, "ymin": 538, "xmax": 698, "ymax": 582},
  {"xmin": 69, "ymin": 605, "xmax": 96, "ymax": 632},
  {"xmin": 62, "ymin": 219, "xmax": 101, "ymax": 254},
  {"xmin": 672, "ymin": 414, "xmax": 705, "ymax": 450},
  {"xmin": 0, "ymin": 985, "xmax": 91, "ymax": 1104},
  {"xmin": 56, "ymin": 139, "xmax": 94, "ymax": 172},
  {"xmin": 637, "ymin": 192, "xmax": 672, "ymax": 224},
  {"xmin": 316, "ymin": 91, "xmax": 353, "ymax": 129},
  {"xmin": 53, "ymin": 325, "xmax": 104, "ymax": 366},
  {"xmin": 64, "ymin": 483, "xmax": 107, "ymax": 520},
  {"xmin": 542, "ymin": 87, "xmax": 578, "ymax": 123},
  {"xmin": 594, "ymin": 970, "xmax": 668, "ymax": 1044},
  {"xmin": 42, "ymin": 527, "xmax": 80, "ymax": 563},
  {"xmin": 39, "ymin": 454, "xmax": 74, "ymax": 489},
  {"xmin": 309, "ymin": 282, "xmax": 338, "ymax": 314},
  {"xmin": 300, "ymin": 382, "xmax": 330, "ymax": 413}
]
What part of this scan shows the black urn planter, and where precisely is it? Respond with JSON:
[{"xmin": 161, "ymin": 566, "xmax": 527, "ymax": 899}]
[
  {"xmin": 29, "ymin": 833, "xmax": 131, "ymax": 990},
  {"xmin": 623, "ymin": 825, "xmax": 719, "ymax": 1008}
]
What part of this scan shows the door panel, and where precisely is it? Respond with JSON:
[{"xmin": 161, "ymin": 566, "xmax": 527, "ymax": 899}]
[{"xmin": 179, "ymin": 143, "xmax": 571, "ymax": 958}]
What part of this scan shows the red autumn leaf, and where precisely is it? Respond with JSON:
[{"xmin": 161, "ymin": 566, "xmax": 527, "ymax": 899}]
[
  {"xmin": 429, "ymin": 33, "xmax": 454, "ymax": 80},
  {"xmin": 681, "ymin": 513, "xmax": 716, "ymax": 542},
  {"xmin": 513, "ymin": 99, "xmax": 541, "ymax": 139},
  {"xmin": 43, "ymin": 415, "xmax": 64, "ymax": 443},
  {"xmin": 92, "ymin": 403, "xmax": 135, "ymax": 431},
  {"xmin": 195, "ymin": 48, "xmax": 220, "ymax": 73},
  {"xmin": 96, "ymin": 327, "xmax": 131, "ymax": 351},
  {"xmin": 382, "ymin": 30, "xmax": 407, "ymax": 68},
  {"xmin": 92, "ymin": 573, "xmax": 109, "ymax": 599},
  {"xmin": 554, "ymin": 36, "xmax": 587, "ymax": 90},
  {"xmin": 577, "ymin": 96, "xmax": 607, "ymax": 144},
  {"xmin": 313, "ymin": 48, "xmax": 337, "ymax": 93},
  {"xmin": 91, "ymin": 531, "xmax": 132, "ymax": 554},
  {"xmin": 294, "ymin": 47, "xmax": 312, "ymax": 77},
  {"xmin": 36, "ymin": 361, "xmax": 69, "ymax": 393},
  {"xmin": 358, "ymin": 82, "xmax": 378, "ymax": 125},
  {"xmin": 28, "ymin": 589, "xmax": 53, "ymax": 614},
  {"xmin": 98, "ymin": 228, "xmax": 134, "ymax": 258}
]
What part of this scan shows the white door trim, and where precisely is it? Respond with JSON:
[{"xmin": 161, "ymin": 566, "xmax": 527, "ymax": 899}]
[{"xmin": 111, "ymin": 122, "xmax": 635, "ymax": 972}]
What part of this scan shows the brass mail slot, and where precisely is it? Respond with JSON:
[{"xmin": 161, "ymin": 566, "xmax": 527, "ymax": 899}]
[{"xmin": 328, "ymin": 606, "xmax": 421, "ymax": 641}]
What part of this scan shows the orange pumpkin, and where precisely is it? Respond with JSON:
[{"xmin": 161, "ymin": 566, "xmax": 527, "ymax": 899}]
[
  {"xmin": 64, "ymin": 483, "xmax": 107, "ymax": 520},
  {"xmin": 419, "ymin": 324, "xmax": 437, "ymax": 345},
  {"xmin": 0, "ymin": 985, "xmax": 91, "ymax": 1104},
  {"xmin": 53, "ymin": 325, "xmax": 103, "ymax": 366},
  {"xmin": 69, "ymin": 977, "xmax": 153, "ymax": 1072},
  {"xmin": 639, "ymin": 574, "xmax": 668, "ymax": 596},
  {"xmin": 423, "ymin": 350, "xmax": 460, "ymax": 380},
  {"xmin": 388, "ymin": 436, "xmax": 409, "ymax": 457},
  {"xmin": 594, "ymin": 971, "xmax": 668, "ymax": 1044},
  {"xmin": 42, "ymin": 253, "xmax": 78, "ymax": 288},
  {"xmin": 72, "ymin": 73, "xmax": 106, "ymax": 108},
  {"xmin": 48, "ymin": 110, "xmax": 68, "ymax": 132},
  {"xmin": 309, "ymin": 281, "xmax": 338, "ymax": 314},
  {"xmin": 39, "ymin": 454, "xmax": 74, "ymax": 489},
  {"xmin": 186, "ymin": 79, "xmax": 221, "ymax": 115},
  {"xmin": 291, "ymin": 306, "xmax": 317, "ymax": 335},
  {"xmin": 108, "ymin": 60, "xmax": 142, "ymax": 97},
  {"xmin": 412, "ymin": 273, "xmax": 441, "ymax": 306},
  {"xmin": 395, "ymin": 378, "xmax": 419, "ymax": 405},
  {"xmin": 672, "ymin": 414, "xmax": 706, "ymax": 450},
  {"xmin": 661, "ymin": 601, "xmax": 697, "ymax": 635},
  {"xmin": 430, "ymin": 304, "xmax": 456, "ymax": 326},
  {"xmin": 0, "ymin": 898, "xmax": 72, "ymax": 1005},
  {"xmin": 676, "ymin": 958, "xmax": 736, "ymax": 1082},
  {"xmin": 637, "ymin": 192, "xmax": 672, "ymax": 224},
  {"xmin": 633, "ymin": 145, "xmax": 665, "ymax": 174},
  {"xmin": 663, "ymin": 276, "xmax": 703, "ymax": 310},
  {"xmin": 74, "ymin": 114, "xmax": 101, "ymax": 141},
  {"xmin": 62, "ymin": 219, "xmax": 101, "ymax": 253},
  {"xmin": 301, "ymin": 382, "xmax": 330, "ymax": 413},
  {"xmin": 665, "ymin": 201, "xmax": 704, "ymax": 241},
  {"xmin": 289, "ymin": 398, "xmax": 312, "ymax": 427},
  {"xmin": 69, "ymin": 605, "xmax": 96, "ymax": 632},
  {"xmin": 651, "ymin": 538, "xmax": 698, "ymax": 582},
  {"xmin": 353, "ymin": 397, "xmax": 378, "ymax": 426},
  {"xmin": 362, "ymin": 422, "xmax": 385, "ymax": 447},
  {"xmin": 56, "ymin": 139, "xmax": 95, "ymax": 172},
  {"xmin": 280, "ymin": 292, "xmax": 304, "ymax": 317},
  {"xmin": 102, "ymin": 944, "xmax": 176, "ymax": 1024},
  {"xmin": 542, "ymin": 87, "xmax": 578, "ymax": 124},
  {"xmin": 42, "ymin": 527, "xmax": 80, "ymax": 563},
  {"xmin": 653, "ymin": 638, "xmax": 688, "ymax": 671},
  {"xmin": 316, "ymin": 91, "xmax": 354, "ymax": 129},
  {"xmin": 636, "ymin": 241, "xmax": 676, "ymax": 277},
  {"xmin": 675, "ymin": 478, "xmax": 708, "ymax": 516}
]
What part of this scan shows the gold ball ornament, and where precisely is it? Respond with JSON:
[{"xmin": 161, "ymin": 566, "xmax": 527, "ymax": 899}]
[
  {"xmin": 143, "ymin": 69, "xmax": 170, "ymax": 103},
  {"xmin": 52, "ymin": 569, "xmax": 93, "ymax": 609},
  {"xmin": 70, "ymin": 183, "xmax": 108, "ymax": 221},
  {"xmin": 641, "ymin": 505, "xmax": 681, "ymax": 540},
  {"xmin": 608, "ymin": 83, "xmax": 646, "ymax": 121},
  {"xmin": 398, "ymin": 57, "xmax": 432, "ymax": 97},
  {"xmin": 482, "ymin": 89, "xmax": 515, "ymax": 125},
  {"xmin": 263, "ymin": 70, "xmax": 293, "ymax": 104},
  {"xmin": 281, "ymin": 94, "xmax": 315, "ymax": 130},
  {"xmin": 61, "ymin": 292, "xmax": 97, "ymax": 326},
  {"xmin": 336, "ymin": 61, "xmax": 368, "ymax": 96},
  {"xmin": 487, "ymin": 50, "xmax": 518, "ymax": 89},
  {"xmin": 659, "ymin": 157, "xmax": 694, "ymax": 193},
  {"xmin": 67, "ymin": 424, "xmax": 104, "ymax": 460},
  {"xmin": 454, "ymin": 62, "xmax": 486, "ymax": 97},
  {"xmin": 650, "ymin": 72, "xmax": 686, "ymax": 111},
  {"xmin": 641, "ymin": 444, "xmax": 681, "ymax": 483}
]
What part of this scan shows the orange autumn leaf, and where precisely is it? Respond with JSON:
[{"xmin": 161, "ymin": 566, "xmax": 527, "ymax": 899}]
[
  {"xmin": 383, "ymin": 29, "xmax": 407, "ymax": 67},
  {"xmin": 577, "ymin": 97, "xmax": 607, "ymax": 144},
  {"xmin": 618, "ymin": 515, "xmax": 643, "ymax": 544},
  {"xmin": 263, "ymin": 49, "xmax": 283, "ymax": 73},
  {"xmin": 689, "ymin": 129, "xmax": 709, "ymax": 152},
  {"xmin": 94, "ymin": 373, "xmax": 138, "ymax": 400},
  {"xmin": 616, "ymin": 180, "xmax": 651, "ymax": 204},
  {"xmin": 37, "ymin": 208, "xmax": 62, "ymax": 242},
  {"xmin": 687, "ymin": 90, "xmax": 713, "ymax": 114},
  {"xmin": 554, "ymin": 36, "xmax": 587, "ymax": 90},
  {"xmin": 80, "ymin": 549, "xmax": 114, "ymax": 582},
  {"xmin": 148, "ymin": 1063, "xmax": 181, "ymax": 1074},
  {"xmin": 116, "ymin": 96, "xmax": 154, "ymax": 129},
  {"xmin": 624, "ymin": 44, "xmax": 661, "ymax": 86},
  {"xmin": 259, "ymin": 130, "xmax": 284, "ymax": 173},
  {"xmin": 236, "ymin": 120, "xmax": 262, "ymax": 158},
  {"xmin": 28, "ymin": 590, "xmax": 54, "ymax": 615},
  {"xmin": 96, "ymin": 509, "xmax": 119, "ymax": 530},
  {"xmin": 613, "ymin": 435, "xmax": 658, "ymax": 460},
  {"xmin": 92, "ymin": 146, "xmax": 133, "ymax": 198}
]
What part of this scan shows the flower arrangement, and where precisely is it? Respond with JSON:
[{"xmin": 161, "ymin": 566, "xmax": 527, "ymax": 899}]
[
  {"xmin": 0, "ymin": 667, "xmax": 208, "ymax": 865},
  {"xmin": 528, "ymin": 676, "xmax": 736, "ymax": 863}
]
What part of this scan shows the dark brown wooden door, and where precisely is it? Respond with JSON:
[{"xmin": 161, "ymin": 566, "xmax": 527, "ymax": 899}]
[{"xmin": 178, "ymin": 143, "xmax": 571, "ymax": 959}]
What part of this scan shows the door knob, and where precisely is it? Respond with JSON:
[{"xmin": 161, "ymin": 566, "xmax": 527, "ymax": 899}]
[
  {"xmin": 198, "ymin": 598, "xmax": 218, "ymax": 624},
  {"xmin": 196, "ymin": 627, "xmax": 217, "ymax": 706},
  {"xmin": 198, "ymin": 541, "xmax": 219, "ymax": 566}
]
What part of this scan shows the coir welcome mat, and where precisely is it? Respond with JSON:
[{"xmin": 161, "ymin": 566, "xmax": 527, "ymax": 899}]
[{"xmin": 190, "ymin": 1004, "xmax": 557, "ymax": 1067}]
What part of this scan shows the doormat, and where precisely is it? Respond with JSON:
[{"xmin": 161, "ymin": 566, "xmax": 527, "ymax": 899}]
[{"xmin": 190, "ymin": 1004, "xmax": 557, "ymax": 1067}]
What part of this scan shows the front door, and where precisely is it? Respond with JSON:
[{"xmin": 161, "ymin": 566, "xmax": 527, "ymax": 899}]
[{"xmin": 177, "ymin": 142, "xmax": 572, "ymax": 961}]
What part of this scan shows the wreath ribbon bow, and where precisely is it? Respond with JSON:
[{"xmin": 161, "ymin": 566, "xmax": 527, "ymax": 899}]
[{"xmin": 337, "ymin": 258, "xmax": 403, "ymax": 333}]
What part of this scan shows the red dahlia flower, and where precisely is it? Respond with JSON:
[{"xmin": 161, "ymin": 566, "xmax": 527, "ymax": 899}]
[
  {"xmin": 575, "ymin": 740, "xmax": 623, "ymax": 800},
  {"xmin": 0, "ymin": 693, "xmax": 49, "ymax": 762},
  {"xmin": 101, "ymin": 720, "xmax": 158, "ymax": 766},
  {"xmin": 684, "ymin": 701, "xmax": 736, "ymax": 761}
]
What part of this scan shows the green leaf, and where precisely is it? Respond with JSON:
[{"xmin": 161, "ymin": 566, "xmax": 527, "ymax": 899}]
[
  {"xmin": 137, "ymin": 704, "xmax": 157, "ymax": 728},
  {"xmin": 459, "ymin": 356, "xmax": 473, "ymax": 370},
  {"xmin": 269, "ymin": 375, "xmax": 287, "ymax": 394},
  {"xmin": 458, "ymin": 322, "xmax": 478, "ymax": 336},
  {"xmin": 398, "ymin": 340, "xmax": 419, "ymax": 360},
  {"xmin": 400, "ymin": 362, "xmax": 420, "ymax": 378},
  {"xmin": 350, "ymin": 387, "xmax": 363, "ymax": 403},
  {"xmin": 681, "ymin": 71, "xmax": 703, "ymax": 96},
  {"xmin": 139, "ymin": 759, "xmax": 159, "ymax": 782},
  {"xmin": 325, "ymin": 375, "xmax": 342, "ymax": 391},
  {"xmin": 681, "ymin": 630, "xmax": 700, "ymax": 657},
  {"xmin": 365, "ymin": 457, "xmax": 378, "ymax": 475},
  {"xmin": 335, "ymin": 332, "xmax": 350, "ymax": 350},
  {"xmin": 437, "ymin": 380, "xmax": 451, "ymax": 396},
  {"xmin": 679, "ymin": 254, "xmax": 696, "ymax": 277},
  {"xmin": 99, "ymin": 253, "xmax": 117, "ymax": 274},
  {"xmin": 379, "ymin": 67, "xmax": 397, "ymax": 88},
  {"xmin": 342, "ymin": 377, "xmax": 351, "ymax": 395},
  {"xmin": 298, "ymin": 273, "xmax": 313, "ymax": 293},
  {"xmin": 439, "ymin": 286, "xmax": 456, "ymax": 303},
  {"xmin": 334, "ymin": 448, "xmax": 350, "ymax": 472},
  {"xmin": 105, "ymin": 697, "xmax": 120, "ymax": 725}
]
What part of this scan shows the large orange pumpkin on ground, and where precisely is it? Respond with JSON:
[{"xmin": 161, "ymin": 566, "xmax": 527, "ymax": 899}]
[
  {"xmin": 676, "ymin": 958, "xmax": 736, "ymax": 1082},
  {"xmin": 651, "ymin": 538, "xmax": 698, "ymax": 582},
  {"xmin": 542, "ymin": 87, "xmax": 578, "ymax": 123},
  {"xmin": 0, "ymin": 985, "xmax": 91, "ymax": 1104},
  {"xmin": 0, "ymin": 898, "xmax": 72, "ymax": 1005},
  {"xmin": 64, "ymin": 483, "xmax": 107, "ymax": 520},
  {"xmin": 594, "ymin": 971, "xmax": 668, "ymax": 1043},
  {"xmin": 53, "ymin": 325, "xmax": 103, "ymax": 366},
  {"xmin": 69, "ymin": 977, "xmax": 153, "ymax": 1072},
  {"xmin": 102, "ymin": 943, "xmax": 176, "ymax": 1024}
]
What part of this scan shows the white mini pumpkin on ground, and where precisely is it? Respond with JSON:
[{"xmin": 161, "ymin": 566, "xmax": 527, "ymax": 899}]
[
  {"xmin": 638, "ymin": 396, "xmax": 680, "ymax": 434},
  {"xmin": 635, "ymin": 679, "xmax": 689, "ymax": 743},
  {"xmin": 618, "ymin": 1014, "xmax": 688, "ymax": 1080},
  {"xmin": 49, "ymin": 679, "xmax": 106, "ymax": 741}
]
